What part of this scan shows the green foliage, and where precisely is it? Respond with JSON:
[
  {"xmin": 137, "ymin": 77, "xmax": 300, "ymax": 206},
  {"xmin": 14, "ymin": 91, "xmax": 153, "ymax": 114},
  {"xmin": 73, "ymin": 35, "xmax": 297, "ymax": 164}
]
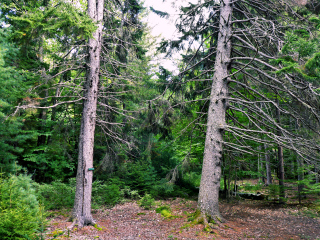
[
  {"xmin": 119, "ymin": 161, "xmax": 158, "ymax": 194},
  {"xmin": 297, "ymin": 165, "xmax": 320, "ymax": 196},
  {"xmin": 277, "ymin": 26, "xmax": 320, "ymax": 81},
  {"xmin": 150, "ymin": 179, "xmax": 193, "ymax": 199},
  {"xmin": 241, "ymin": 183, "xmax": 263, "ymax": 192},
  {"xmin": 23, "ymin": 149, "xmax": 76, "ymax": 183},
  {"xmin": 267, "ymin": 184, "xmax": 280, "ymax": 201},
  {"xmin": 35, "ymin": 179, "xmax": 75, "ymax": 210},
  {"xmin": 139, "ymin": 193, "xmax": 155, "ymax": 210},
  {"xmin": 0, "ymin": 27, "xmax": 34, "ymax": 174},
  {"xmin": 120, "ymin": 186, "xmax": 140, "ymax": 200},
  {"xmin": 3, "ymin": 0, "xmax": 96, "ymax": 42},
  {"xmin": 92, "ymin": 181, "xmax": 121, "ymax": 208},
  {"xmin": 150, "ymin": 180, "xmax": 175, "ymax": 198},
  {"xmin": 149, "ymin": 7, "xmax": 169, "ymax": 19},
  {"xmin": 304, "ymin": 52, "xmax": 320, "ymax": 79},
  {"xmin": 36, "ymin": 178, "xmax": 127, "ymax": 210},
  {"xmin": 0, "ymin": 174, "xmax": 42, "ymax": 239}
]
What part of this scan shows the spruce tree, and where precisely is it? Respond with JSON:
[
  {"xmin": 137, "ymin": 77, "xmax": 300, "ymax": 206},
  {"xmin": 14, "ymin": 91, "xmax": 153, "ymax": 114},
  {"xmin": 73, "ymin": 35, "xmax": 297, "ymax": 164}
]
[{"xmin": 165, "ymin": 0, "xmax": 320, "ymax": 225}]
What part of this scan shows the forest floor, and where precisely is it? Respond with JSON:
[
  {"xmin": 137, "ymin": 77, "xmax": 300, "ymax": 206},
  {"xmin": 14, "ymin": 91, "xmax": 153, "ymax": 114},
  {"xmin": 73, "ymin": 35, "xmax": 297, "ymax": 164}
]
[{"xmin": 46, "ymin": 184, "xmax": 320, "ymax": 239}]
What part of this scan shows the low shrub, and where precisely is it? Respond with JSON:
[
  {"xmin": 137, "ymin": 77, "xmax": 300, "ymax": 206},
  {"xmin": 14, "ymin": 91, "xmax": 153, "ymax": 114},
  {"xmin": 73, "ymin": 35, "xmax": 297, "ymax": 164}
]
[
  {"xmin": 35, "ymin": 179, "xmax": 75, "ymax": 210},
  {"xmin": 242, "ymin": 183, "xmax": 263, "ymax": 191},
  {"xmin": 0, "ymin": 174, "xmax": 42, "ymax": 239},
  {"xmin": 119, "ymin": 161, "xmax": 157, "ymax": 194},
  {"xmin": 37, "ymin": 178, "xmax": 124, "ymax": 209},
  {"xmin": 92, "ymin": 181, "xmax": 121, "ymax": 207},
  {"xmin": 139, "ymin": 193, "xmax": 155, "ymax": 210},
  {"xmin": 150, "ymin": 180, "xmax": 174, "ymax": 198},
  {"xmin": 120, "ymin": 186, "xmax": 140, "ymax": 200}
]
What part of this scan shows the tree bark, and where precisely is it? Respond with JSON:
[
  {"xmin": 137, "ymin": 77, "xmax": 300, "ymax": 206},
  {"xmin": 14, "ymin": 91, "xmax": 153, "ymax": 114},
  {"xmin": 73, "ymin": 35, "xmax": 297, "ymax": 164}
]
[
  {"xmin": 197, "ymin": 0, "xmax": 233, "ymax": 221},
  {"xmin": 278, "ymin": 145, "xmax": 285, "ymax": 203},
  {"xmin": 276, "ymin": 98, "xmax": 285, "ymax": 203},
  {"xmin": 264, "ymin": 143, "xmax": 272, "ymax": 185},
  {"xmin": 297, "ymin": 156, "xmax": 304, "ymax": 204},
  {"xmin": 72, "ymin": 0, "xmax": 104, "ymax": 228},
  {"xmin": 37, "ymin": 35, "xmax": 49, "ymax": 148}
]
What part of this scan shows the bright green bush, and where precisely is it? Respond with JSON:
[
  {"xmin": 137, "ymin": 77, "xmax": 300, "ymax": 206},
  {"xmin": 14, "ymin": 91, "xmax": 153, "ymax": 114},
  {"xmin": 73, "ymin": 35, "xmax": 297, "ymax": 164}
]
[{"xmin": 0, "ymin": 175, "xmax": 41, "ymax": 239}]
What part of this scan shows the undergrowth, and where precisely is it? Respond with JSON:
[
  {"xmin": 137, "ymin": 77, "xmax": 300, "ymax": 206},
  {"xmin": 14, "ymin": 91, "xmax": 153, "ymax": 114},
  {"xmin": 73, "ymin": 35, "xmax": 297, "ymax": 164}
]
[{"xmin": 0, "ymin": 174, "xmax": 47, "ymax": 239}]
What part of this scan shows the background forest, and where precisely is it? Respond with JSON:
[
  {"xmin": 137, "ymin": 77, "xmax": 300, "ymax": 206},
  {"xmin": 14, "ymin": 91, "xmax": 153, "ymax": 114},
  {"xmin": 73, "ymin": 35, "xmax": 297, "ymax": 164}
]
[{"xmin": 1, "ymin": 0, "xmax": 320, "ymax": 239}]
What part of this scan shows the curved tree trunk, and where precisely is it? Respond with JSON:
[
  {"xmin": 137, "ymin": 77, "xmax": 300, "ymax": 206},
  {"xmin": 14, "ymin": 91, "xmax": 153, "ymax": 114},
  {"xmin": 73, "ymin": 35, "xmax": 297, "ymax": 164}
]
[
  {"xmin": 197, "ymin": 0, "xmax": 233, "ymax": 222},
  {"xmin": 72, "ymin": 0, "xmax": 104, "ymax": 228}
]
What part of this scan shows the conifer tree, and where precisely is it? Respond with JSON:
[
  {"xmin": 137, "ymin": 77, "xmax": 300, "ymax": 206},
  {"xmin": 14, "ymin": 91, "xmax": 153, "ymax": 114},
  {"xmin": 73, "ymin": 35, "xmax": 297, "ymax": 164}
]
[
  {"xmin": 164, "ymin": 0, "xmax": 320, "ymax": 225},
  {"xmin": 71, "ymin": 0, "xmax": 104, "ymax": 227}
]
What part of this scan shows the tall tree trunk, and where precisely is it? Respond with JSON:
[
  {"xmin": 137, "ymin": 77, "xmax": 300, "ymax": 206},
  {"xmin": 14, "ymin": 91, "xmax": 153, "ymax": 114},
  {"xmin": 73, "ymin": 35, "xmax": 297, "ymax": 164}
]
[
  {"xmin": 37, "ymin": 35, "xmax": 49, "ymax": 148},
  {"xmin": 278, "ymin": 145, "xmax": 285, "ymax": 203},
  {"xmin": 264, "ymin": 143, "xmax": 272, "ymax": 185},
  {"xmin": 197, "ymin": 0, "xmax": 232, "ymax": 222},
  {"xmin": 227, "ymin": 161, "xmax": 231, "ymax": 202},
  {"xmin": 258, "ymin": 146, "xmax": 263, "ymax": 183},
  {"xmin": 297, "ymin": 156, "xmax": 304, "ymax": 204},
  {"xmin": 276, "ymin": 98, "xmax": 285, "ymax": 203},
  {"xmin": 72, "ymin": 0, "xmax": 104, "ymax": 228}
]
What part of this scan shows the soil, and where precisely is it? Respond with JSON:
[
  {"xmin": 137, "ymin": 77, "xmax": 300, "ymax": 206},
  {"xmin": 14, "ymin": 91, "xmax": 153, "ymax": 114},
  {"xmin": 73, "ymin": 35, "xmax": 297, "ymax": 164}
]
[{"xmin": 45, "ymin": 197, "xmax": 320, "ymax": 240}]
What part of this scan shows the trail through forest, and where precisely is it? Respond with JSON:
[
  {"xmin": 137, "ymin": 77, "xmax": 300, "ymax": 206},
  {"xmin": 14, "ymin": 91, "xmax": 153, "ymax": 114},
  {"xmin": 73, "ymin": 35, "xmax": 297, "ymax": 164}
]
[{"xmin": 47, "ymin": 198, "xmax": 320, "ymax": 239}]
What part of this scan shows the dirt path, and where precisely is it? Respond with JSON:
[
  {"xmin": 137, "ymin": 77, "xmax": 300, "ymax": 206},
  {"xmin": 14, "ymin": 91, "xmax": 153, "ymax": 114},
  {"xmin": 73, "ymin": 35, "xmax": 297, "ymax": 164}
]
[{"xmin": 46, "ymin": 198, "xmax": 320, "ymax": 239}]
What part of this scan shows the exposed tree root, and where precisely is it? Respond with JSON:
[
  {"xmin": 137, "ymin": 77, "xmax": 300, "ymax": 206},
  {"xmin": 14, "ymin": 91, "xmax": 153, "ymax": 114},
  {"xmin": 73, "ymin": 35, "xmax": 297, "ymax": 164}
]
[
  {"xmin": 68, "ymin": 216, "xmax": 96, "ymax": 230},
  {"xmin": 192, "ymin": 210, "xmax": 226, "ymax": 232}
]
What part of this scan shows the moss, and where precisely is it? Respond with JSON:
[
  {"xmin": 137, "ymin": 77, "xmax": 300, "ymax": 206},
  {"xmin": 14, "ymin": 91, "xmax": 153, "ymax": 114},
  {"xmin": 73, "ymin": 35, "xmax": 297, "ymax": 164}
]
[
  {"xmin": 196, "ymin": 217, "xmax": 204, "ymax": 224},
  {"xmin": 161, "ymin": 209, "xmax": 173, "ymax": 218},
  {"xmin": 209, "ymin": 218, "xmax": 216, "ymax": 224},
  {"xmin": 156, "ymin": 205, "xmax": 171, "ymax": 213},
  {"xmin": 187, "ymin": 217, "xmax": 194, "ymax": 222},
  {"xmin": 206, "ymin": 214, "xmax": 216, "ymax": 224},
  {"xmin": 50, "ymin": 229, "xmax": 64, "ymax": 237},
  {"xmin": 93, "ymin": 224, "xmax": 103, "ymax": 231},
  {"xmin": 180, "ymin": 223, "xmax": 192, "ymax": 230},
  {"xmin": 155, "ymin": 205, "xmax": 180, "ymax": 219},
  {"xmin": 194, "ymin": 209, "xmax": 201, "ymax": 219}
]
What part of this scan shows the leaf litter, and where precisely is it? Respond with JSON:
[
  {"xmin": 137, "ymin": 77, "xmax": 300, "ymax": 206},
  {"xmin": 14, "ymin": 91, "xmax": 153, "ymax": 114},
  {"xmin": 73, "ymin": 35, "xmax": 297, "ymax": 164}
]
[{"xmin": 46, "ymin": 198, "xmax": 320, "ymax": 239}]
